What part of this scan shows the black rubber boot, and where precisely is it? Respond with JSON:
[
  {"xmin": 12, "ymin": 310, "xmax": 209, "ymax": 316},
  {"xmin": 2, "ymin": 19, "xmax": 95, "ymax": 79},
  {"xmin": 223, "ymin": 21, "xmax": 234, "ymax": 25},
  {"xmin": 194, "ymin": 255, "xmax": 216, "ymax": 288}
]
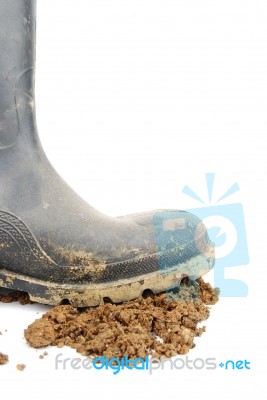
[{"xmin": 0, "ymin": 0, "xmax": 214, "ymax": 306}]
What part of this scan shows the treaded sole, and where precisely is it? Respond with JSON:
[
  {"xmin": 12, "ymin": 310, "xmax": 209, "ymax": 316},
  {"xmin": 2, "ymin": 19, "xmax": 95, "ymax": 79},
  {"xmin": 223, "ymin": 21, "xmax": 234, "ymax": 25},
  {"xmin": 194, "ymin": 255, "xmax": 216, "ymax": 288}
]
[{"xmin": 0, "ymin": 254, "xmax": 213, "ymax": 306}]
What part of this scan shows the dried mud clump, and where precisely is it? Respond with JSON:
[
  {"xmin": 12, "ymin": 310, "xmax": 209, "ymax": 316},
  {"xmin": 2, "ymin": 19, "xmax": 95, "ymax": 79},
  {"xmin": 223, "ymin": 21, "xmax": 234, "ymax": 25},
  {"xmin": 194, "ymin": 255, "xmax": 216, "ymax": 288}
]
[
  {"xmin": 0, "ymin": 352, "xmax": 9, "ymax": 365},
  {"xmin": 0, "ymin": 291, "xmax": 32, "ymax": 305},
  {"xmin": 25, "ymin": 278, "xmax": 219, "ymax": 360},
  {"xmin": 16, "ymin": 364, "xmax": 26, "ymax": 371}
]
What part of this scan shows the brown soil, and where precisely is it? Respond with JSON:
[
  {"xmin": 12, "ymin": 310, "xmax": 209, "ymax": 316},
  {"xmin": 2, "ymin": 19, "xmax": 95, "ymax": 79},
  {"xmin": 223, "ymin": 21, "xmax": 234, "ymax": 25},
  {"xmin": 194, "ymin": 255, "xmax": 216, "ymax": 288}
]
[
  {"xmin": 0, "ymin": 291, "xmax": 32, "ymax": 305},
  {"xmin": 25, "ymin": 278, "xmax": 219, "ymax": 360},
  {"xmin": 39, "ymin": 351, "xmax": 48, "ymax": 360},
  {"xmin": 0, "ymin": 352, "xmax": 9, "ymax": 365},
  {"xmin": 16, "ymin": 364, "xmax": 26, "ymax": 371}
]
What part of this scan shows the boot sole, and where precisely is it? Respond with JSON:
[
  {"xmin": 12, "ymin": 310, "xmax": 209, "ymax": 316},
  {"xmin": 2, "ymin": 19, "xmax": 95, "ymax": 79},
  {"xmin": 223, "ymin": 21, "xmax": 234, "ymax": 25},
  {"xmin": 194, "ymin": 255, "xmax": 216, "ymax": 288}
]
[{"xmin": 0, "ymin": 253, "xmax": 213, "ymax": 306}]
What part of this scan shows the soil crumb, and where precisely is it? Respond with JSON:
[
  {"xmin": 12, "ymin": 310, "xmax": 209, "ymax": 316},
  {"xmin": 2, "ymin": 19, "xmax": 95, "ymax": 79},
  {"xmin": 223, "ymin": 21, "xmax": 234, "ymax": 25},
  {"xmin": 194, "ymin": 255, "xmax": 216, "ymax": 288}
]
[
  {"xmin": 25, "ymin": 278, "xmax": 219, "ymax": 360},
  {"xmin": 0, "ymin": 291, "xmax": 32, "ymax": 305},
  {"xmin": 39, "ymin": 351, "xmax": 48, "ymax": 360},
  {"xmin": 0, "ymin": 352, "xmax": 9, "ymax": 365},
  {"xmin": 16, "ymin": 364, "xmax": 26, "ymax": 371}
]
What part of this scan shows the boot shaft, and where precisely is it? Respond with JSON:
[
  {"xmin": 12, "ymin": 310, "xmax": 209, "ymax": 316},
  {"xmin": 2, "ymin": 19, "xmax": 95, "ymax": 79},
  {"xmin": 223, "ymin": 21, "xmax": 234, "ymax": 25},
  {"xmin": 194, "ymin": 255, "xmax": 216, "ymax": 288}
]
[{"xmin": 0, "ymin": 0, "xmax": 36, "ymax": 149}]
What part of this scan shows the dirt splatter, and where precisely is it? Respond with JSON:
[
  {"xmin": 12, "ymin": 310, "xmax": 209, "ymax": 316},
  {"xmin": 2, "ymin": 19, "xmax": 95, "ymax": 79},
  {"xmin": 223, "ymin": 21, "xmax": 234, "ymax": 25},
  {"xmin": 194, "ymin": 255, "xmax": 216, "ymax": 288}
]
[
  {"xmin": 44, "ymin": 242, "xmax": 107, "ymax": 280},
  {"xmin": 45, "ymin": 242, "xmax": 105, "ymax": 267}
]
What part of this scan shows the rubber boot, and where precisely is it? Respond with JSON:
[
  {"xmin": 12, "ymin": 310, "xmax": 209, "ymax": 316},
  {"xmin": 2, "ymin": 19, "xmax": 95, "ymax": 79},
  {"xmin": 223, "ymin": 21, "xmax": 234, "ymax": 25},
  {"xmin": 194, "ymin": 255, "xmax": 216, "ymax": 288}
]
[{"xmin": 0, "ymin": 0, "xmax": 214, "ymax": 306}]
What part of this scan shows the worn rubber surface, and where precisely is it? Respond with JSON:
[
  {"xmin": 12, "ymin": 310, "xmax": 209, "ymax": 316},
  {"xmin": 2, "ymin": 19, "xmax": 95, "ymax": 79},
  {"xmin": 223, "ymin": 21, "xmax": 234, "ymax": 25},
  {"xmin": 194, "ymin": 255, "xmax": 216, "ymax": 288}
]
[
  {"xmin": 0, "ymin": 209, "xmax": 215, "ymax": 306},
  {"xmin": 0, "ymin": 254, "xmax": 214, "ymax": 307},
  {"xmin": 0, "ymin": 1, "xmax": 215, "ymax": 306}
]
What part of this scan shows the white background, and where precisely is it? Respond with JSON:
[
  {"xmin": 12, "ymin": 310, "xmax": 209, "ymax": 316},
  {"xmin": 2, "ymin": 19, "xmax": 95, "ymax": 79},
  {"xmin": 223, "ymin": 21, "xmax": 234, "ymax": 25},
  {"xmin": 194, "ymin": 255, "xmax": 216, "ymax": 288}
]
[{"xmin": 1, "ymin": 0, "xmax": 267, "ymax": 398}]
